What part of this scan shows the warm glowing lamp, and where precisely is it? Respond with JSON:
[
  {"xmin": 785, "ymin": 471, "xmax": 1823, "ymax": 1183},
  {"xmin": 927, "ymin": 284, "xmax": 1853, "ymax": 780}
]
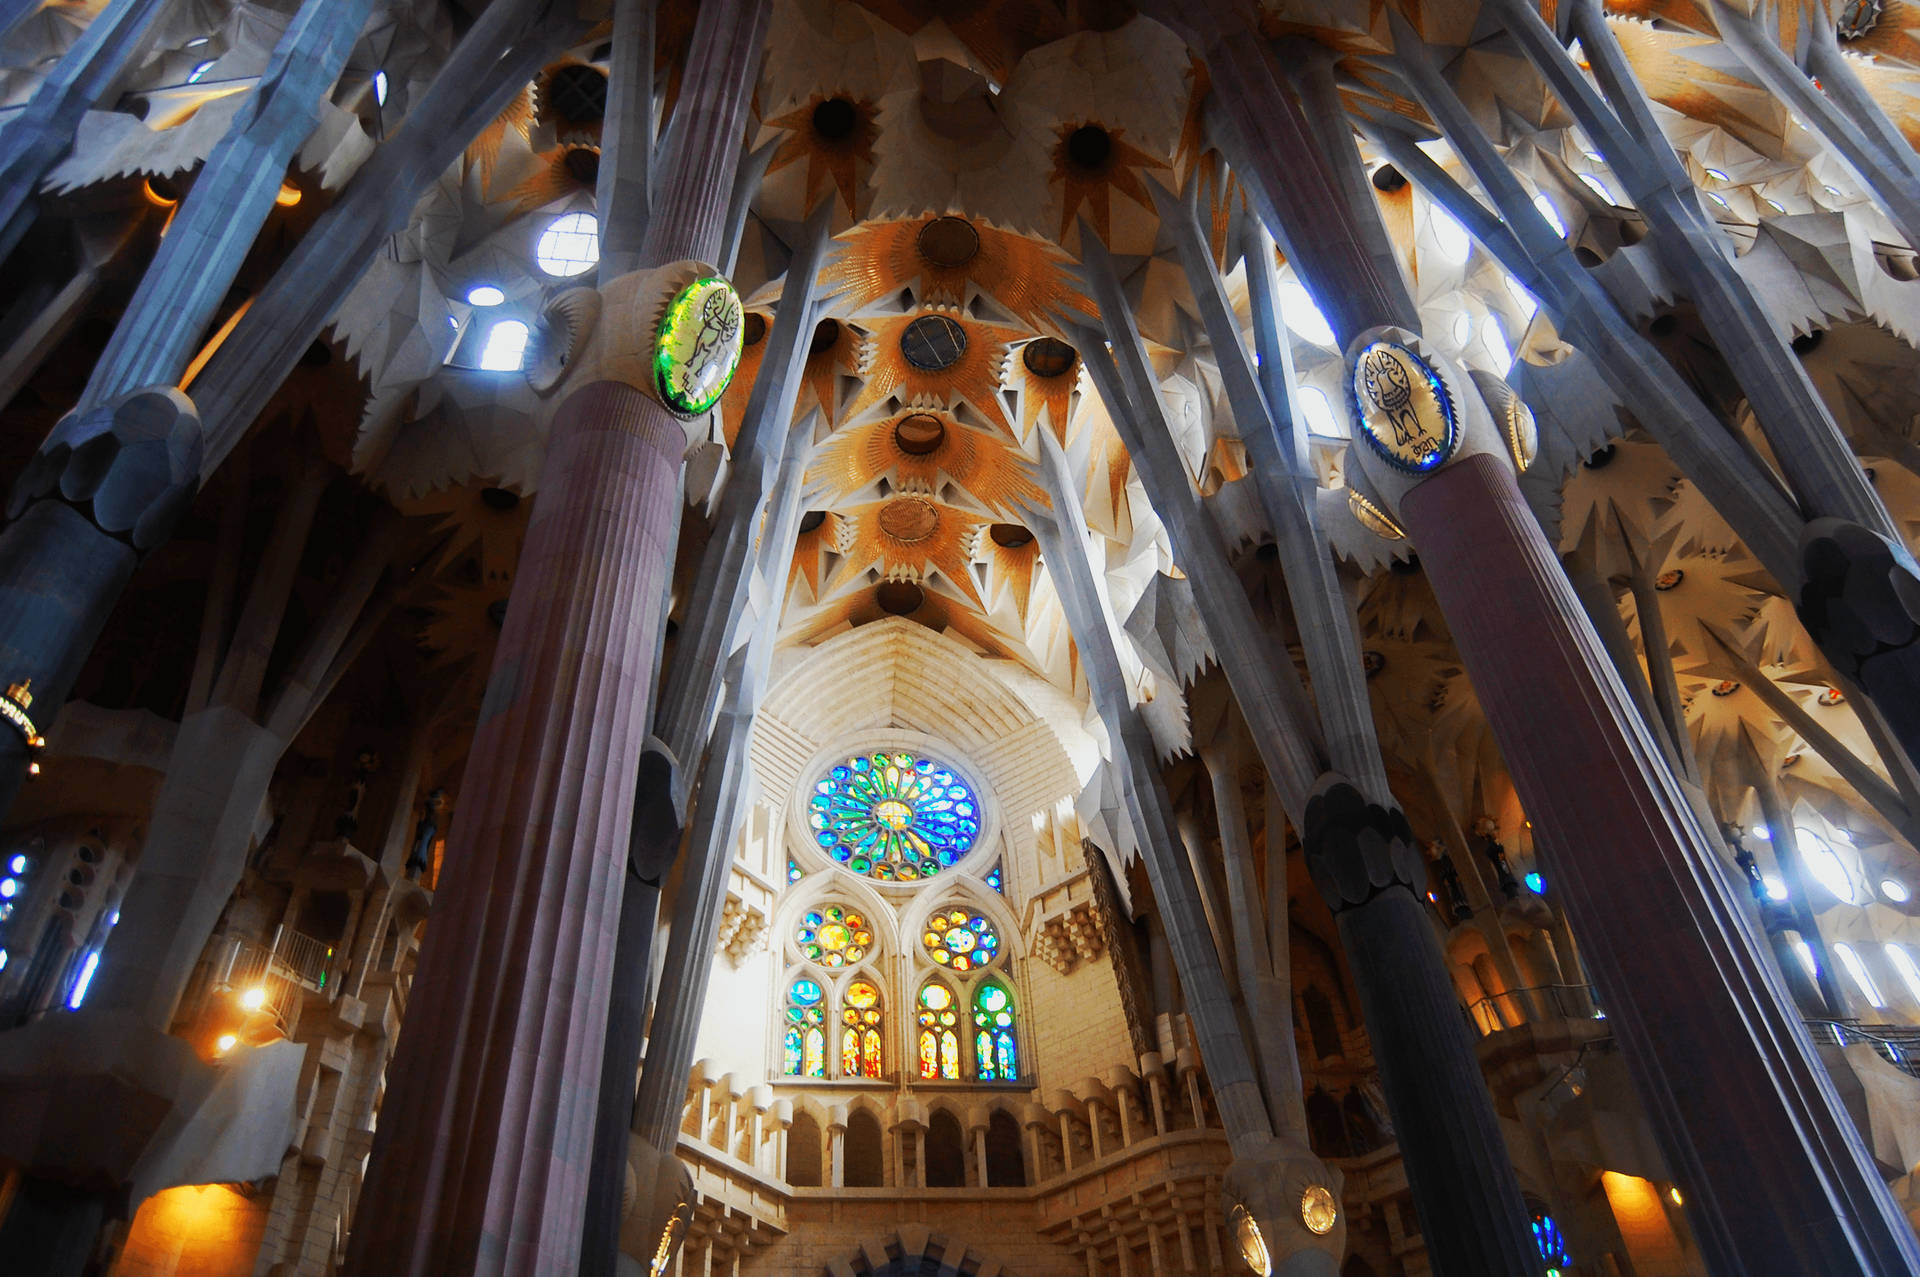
[
  {"xmin": 241, "ymin": 986, "xmax": 267, "ymax": 1012},
  {"xmin": 215, "ymin": 1033, "xmax": 237, "ymax": 1054}
]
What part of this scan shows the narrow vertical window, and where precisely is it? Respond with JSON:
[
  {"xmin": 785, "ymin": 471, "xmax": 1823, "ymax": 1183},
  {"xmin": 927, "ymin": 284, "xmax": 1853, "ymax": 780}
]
[
  {"xmin": 783, "ymin": 977, "xmax": 827, "ymax": 1078},
  {"xmin": 972, "ymin": 981, "xmax": 1017, "ymax": 1080},
  {"xmin": 842, "ymin": 979, "xmax": 884, "ymax": 1078},
  {"xmin": 917, "ymin": 982, "xmax": 960, "ymax": 1080}
]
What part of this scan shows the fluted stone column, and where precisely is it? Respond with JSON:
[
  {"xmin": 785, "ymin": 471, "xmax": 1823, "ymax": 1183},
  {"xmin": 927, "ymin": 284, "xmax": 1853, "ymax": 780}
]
[
  {"xmin": 340, "ymin": 3, "xmax": 770, "ymax": 1272},
  {"xmin": 1301, "ymin": 781, "xmax": 1541, "ymax": 1275},
  {"xmin": 1344, "ymin": 324, "xmax": 1920, "ymax": 1273}
]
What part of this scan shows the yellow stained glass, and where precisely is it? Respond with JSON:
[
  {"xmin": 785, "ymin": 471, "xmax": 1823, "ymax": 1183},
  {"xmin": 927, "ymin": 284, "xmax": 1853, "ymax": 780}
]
[
  {"xmin": 918, "ymin": 1029, "xmax": 938, "ymax": 1079},
  {"xmin": 847, "ymin": 980, "xmax": 879, "ymax": 1009},
  {"xmin": 841, "ymin": 1026, "xmax": 860, "ymax": 1076},
  {"xmin": 861, "ymin": 1027, "xmax": 883, "ymax": 1077}
]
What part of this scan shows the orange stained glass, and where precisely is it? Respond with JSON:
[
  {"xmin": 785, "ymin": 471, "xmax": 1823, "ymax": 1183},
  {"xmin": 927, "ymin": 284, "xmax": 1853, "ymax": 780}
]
[
  {"xmin": 861, "ymin": 1027, "xmax": 883, "ymax": 1077},
  {"xmin": 847, "ymin": 979, "xmax": 879, "ymax": 1009},
  {"xmin": 841, "ymin": 1026, "xmax": 861, "ymax": 1076},
  {"xmin": 918, "ymin": 1029, "xmax": 939, "ymax": 1079}
]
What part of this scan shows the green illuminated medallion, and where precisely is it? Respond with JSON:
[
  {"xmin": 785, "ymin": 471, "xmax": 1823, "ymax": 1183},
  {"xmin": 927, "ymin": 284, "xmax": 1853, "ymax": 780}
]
[{"xmin": 653, "ymin": 275, "xmax": 745, "ymax": 417}]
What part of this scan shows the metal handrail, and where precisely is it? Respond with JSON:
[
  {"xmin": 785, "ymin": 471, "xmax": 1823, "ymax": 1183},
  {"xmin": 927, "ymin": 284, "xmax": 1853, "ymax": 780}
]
[
  {"xmin": 1464, "ymin": 983, "xmax": 1603, "ymax": 1036},
  {"xmin": 1806, "ymin": 1019, "xmax": 1920, "ymax": 1078}
]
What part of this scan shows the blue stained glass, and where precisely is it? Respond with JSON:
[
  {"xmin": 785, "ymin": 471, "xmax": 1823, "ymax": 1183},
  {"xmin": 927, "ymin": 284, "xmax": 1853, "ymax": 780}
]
[
  {"xmin": 808, "ymin": 750, "xmax": 980, "ymax": 882},
  {"xmin": 986, "ymin": 863, "xmax": 1003, "ymax": 893},
  {"xmin": 1531, "ymin": 1212, "xmax": 1569, "ymax": 1268},
  {"xmin": 790, "ymin": 978, "xmax": 823, "ymax": 1006},
  {"xmin": 788, "ymin": 858, "xmax": 804, "ymax": 883}
]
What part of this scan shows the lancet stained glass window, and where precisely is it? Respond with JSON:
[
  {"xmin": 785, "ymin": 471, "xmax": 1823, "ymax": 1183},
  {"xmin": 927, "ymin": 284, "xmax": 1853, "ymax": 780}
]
[
  {"xmin": 922, "ymin": 907, "xmax": 1000, "ymax": 972},
  {"xmin": 972, "ymin": 981, "xmax": 1018, "ymax": 1080},
  {"xmin": 782, "ymin": 977, "xmax": 827, "ymax": 1078},
  {"xmin": 917, "ymin": 982, "xmax": 961, "ymax": 1079},
  {"xmin": 796, "ymin": 904, "xmax": 872, "ymax": 967},
  {"xmin": 809, "ymin": 751, "xmax": 979, "ymax": 881},
  {"xmin": 842, "ymin": 979, "xmax": 885, "ymax": 1078}
]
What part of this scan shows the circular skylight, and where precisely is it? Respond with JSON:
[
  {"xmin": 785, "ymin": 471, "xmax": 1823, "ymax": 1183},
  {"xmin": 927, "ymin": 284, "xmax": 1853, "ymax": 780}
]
[
  {"xmin": 535, "ymin": 211, "xmax": 600, "ymax": 278},
  {"xmin": 901, "ymin": 315, "xmax": 967, "ymax": 372},
  {"xmin": 1883, "ymin": 877, "xmax": 1911, "ymax": 903},
  {"xmin": 466, "ymin": 285, "xmax": 505, "ymax": 307}
]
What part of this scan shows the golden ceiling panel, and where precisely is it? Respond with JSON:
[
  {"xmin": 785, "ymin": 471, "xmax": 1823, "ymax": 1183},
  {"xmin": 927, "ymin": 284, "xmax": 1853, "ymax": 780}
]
[
  {"xmin": 800, "ymin": 317, "xmax": 864, "ymax": 427},
  {"xmin": 1841, "ymin": 0, "xmax": 1920, "ymax": 67},
  {"xmin": 825, "ymin": 496, "xmax": 990, "ymax": 610},
  {"xmin": 1007, "ymin": 344, "xmax": 1081, "ymax": 444},
  {"xmin": 717, "ymin": 319, "xmax": 774, "ymax": 449},
  {"xmin": 807, "ymin": 411, "xmax": 1048, "ymax": 513},
  {"xmin": 465, "ymin": 82, "xmax": 535, "ymax": 196},
  {"xmin": 824, "ymin": 215, "xmax": 1091, "ymax": 329},
  {"xmin": 841, "ymin": 310, "xmax": 1028, "ymax": 435}
]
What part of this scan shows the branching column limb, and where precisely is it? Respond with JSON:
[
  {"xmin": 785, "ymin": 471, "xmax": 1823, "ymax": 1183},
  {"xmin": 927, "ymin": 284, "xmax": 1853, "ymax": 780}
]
[
  {"xmin": 1523, "ymin": 0, "xmax": 1901, "ymax": 542},
  {"xmin": 193, "ymin": 0, "xmax": 584, "ymax": 471},
  {"xmin": 1712, "ymin": 4, "xmax": 1920, "ymax": 251},
  {"xmin": 0, "ymin": 0, "xmax": 175, "ymax": 261},
  {"xmin": 1367, "ymin": 50, "xmax": 1804, "ymax": 584},
  {"xmin": 78, "ymin": 0, "xmax": 382, "ymax": 409}
]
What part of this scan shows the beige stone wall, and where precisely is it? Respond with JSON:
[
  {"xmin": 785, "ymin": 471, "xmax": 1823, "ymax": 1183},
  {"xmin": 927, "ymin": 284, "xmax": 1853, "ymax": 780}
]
[
  {"xmin": 1025, "ymin": 936, "xmax": 1136, "ymax": 1085},
  {"xmin": 111, "ymin": 1184, "xmax": 268, "ymax": 1277}
]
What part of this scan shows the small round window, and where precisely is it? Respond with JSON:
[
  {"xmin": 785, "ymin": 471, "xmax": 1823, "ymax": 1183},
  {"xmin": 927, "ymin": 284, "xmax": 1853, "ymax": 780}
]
[
  {"xmin": 922, "ymin": 908, "xmax": 999, "ymax": 972},
  {"xmin": 901, "ymin": 315, "xmax": 967, "ymax": 372},
  {"xmin": 536, "ymin": 211, "xmax": 600, "ymax": 278},
  {"xmin": 796, "ymin": 904, "xmax": 872, "ymax": 967},
  {"xmin": 808, "ymin": 751, "xmax": 980, "ymax": 882}
]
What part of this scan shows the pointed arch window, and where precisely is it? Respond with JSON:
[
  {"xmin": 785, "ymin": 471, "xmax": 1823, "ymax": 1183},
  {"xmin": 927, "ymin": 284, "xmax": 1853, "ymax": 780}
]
[
  {"xmin": 842, "ymin": 978, "xmax": 885, "ymax": 1078},
  {"xmin": 782, "ymin": 977, "xmax": 827, "ymax": 1078},
  {"xmin": 972, "ymin": 980, "xmax": 1018, "ymax": 1080},
  {"xmin": 917, "ymin": 981, "xmax": 961, "ymax": 1080}
]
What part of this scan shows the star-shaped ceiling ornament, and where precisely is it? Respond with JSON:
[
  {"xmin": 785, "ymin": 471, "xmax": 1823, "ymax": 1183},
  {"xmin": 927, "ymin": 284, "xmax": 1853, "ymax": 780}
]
[
  {"xmin": 841, "ymin": 310, "xmax": 1028, "ymax": 435},
  {"xmin": 766, "ymin": 95, "xmax": 882, "ymax": 218},
  {"xmin": 825, "ymin": 215, "xmax": 1091, "ymax": 329},
  {"xmin": 808, "ymin": 411, "xmax": 1046, "ymax": 514},
  {"xmin": 1050, "ymin": 120, "xmax": 1165, "ymax": 245}
]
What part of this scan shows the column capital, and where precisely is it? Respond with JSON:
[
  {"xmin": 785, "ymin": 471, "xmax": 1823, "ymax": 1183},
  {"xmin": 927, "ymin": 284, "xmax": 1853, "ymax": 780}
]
[
  {"xmin": 1797, "ymin": 516, "xmax": 1920, "ymax": 682},
  {"xmin": 1222, "ymin": 1137, "xmax": 1345, "ymax": 1276},
  {"xmin": 8, "ymin": 386, "xmax": 201, "ymax": 553},
  {"xmin": 1300, "ymin": 775, "xmax": 1426, "ymax": 913}
]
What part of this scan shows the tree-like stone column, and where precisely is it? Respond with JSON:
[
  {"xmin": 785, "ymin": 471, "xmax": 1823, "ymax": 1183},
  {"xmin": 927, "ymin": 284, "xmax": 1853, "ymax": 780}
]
[
  {"xmin": 339, "ymin": 2, "xmax": 771, "ymax": 1272},
  {"xmin": 1348, "ymin": 328, "xmax": 1920, "ymax": 1275}
]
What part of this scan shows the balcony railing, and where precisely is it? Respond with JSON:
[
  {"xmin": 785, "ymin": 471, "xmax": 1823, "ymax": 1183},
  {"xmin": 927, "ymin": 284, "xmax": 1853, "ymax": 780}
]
[
  {"xmin": 272, "ymin": 927, "xmax": 336, "ymax": 992},
  {"xmin": 1464, "ymin": 983, "xmax": 1602, "ymax": 1035},
  {"xmin": 1806, "ymin": 1019, "xmax": 1920, "ymax": 1079}
]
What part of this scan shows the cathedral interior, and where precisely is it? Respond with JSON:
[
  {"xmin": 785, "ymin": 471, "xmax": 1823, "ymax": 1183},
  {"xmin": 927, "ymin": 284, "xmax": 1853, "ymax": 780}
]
[{"xmin": 12, "ymin": 0, "xmax": 1920, "ymax": 1273}]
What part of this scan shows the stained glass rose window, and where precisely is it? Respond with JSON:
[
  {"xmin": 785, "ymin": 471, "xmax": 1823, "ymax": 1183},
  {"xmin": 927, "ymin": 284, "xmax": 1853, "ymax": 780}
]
[
  {"xmin": 808, "ymin": 751, "xmax": 980, "ymax": 881},
  {"xmin": 796, "ymin": 904, "xmax": 872, "ymax": 967},
  {"xmin": 921, "ymin": 907, "xmax": 1000, "ymax": 972}
]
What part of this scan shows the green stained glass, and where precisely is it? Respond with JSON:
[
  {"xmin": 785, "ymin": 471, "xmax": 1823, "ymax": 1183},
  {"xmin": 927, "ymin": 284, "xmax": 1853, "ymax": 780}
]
[{"xmin": 653, "ymin": 275, "xmax": 744, "ymax": 418}]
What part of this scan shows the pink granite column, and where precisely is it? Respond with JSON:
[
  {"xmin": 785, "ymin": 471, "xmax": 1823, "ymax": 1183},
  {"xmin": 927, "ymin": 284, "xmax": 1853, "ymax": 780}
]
[
  {"xmin": 341, "ymin": 2, "xmax": 769, "ymax": 1271},
  {"xmin": 1402, "ymin": 453, "xmax": 1920, "ymax": 1275},
  {"xmin": 341, "ymin": 381, "xmax": 681, "ymax": 1275}
]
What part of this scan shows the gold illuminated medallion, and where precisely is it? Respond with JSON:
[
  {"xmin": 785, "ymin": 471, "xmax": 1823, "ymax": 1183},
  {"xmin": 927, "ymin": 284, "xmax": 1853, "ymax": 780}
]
[
  {"xmin": 1502, "ymin": 390, "xmax": 1539, "ymax": 472},
  {"xmin": 653, "ymin": 276, "xmax": 745, "ymax": 418},
  {"xmin": 1301, "ymin": 1183, "xmax": 1338, "ymax": 1235},
  {"xmin": 874, "ymin": 799, "xmax": 914, "ymax": 830},
  {"xmin": 1231, "ymin": 1205, "xmax": 1272, "ymax": 1276},
  {"xmin": 1350, "ymin": 342, "xmax": 1457, "ymax": 474},
  {"xmin": 1347, "ymin": 488, "xmax": 1407, "ymax": 541}
]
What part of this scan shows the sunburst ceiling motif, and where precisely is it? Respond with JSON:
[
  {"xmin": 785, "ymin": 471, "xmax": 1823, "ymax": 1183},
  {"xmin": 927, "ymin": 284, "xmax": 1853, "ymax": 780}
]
[
  {"xmin": 825, "ymin": 214, "xmax": 1092, "ymax": 328},
  {"xmin": 765, "ymin": 94, "xmax": 883, "ymax": 216}
]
